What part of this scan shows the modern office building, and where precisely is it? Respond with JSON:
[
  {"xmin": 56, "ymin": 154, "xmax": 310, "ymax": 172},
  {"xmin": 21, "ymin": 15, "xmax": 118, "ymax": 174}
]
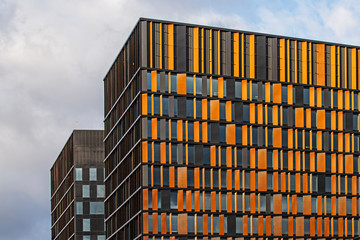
[
  {"xmin": 103, "ymin": 18, "xmax": 360, "ymax": 239},
  {"xmin": 51, "ymin": 130, "xmax": 106, "ymax": 240}
]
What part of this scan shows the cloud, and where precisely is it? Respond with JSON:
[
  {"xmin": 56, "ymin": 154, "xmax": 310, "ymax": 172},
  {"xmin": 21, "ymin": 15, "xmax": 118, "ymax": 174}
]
[{"xmin": 0, "ymin": 0, "xmax": 360, "ymax": 239}]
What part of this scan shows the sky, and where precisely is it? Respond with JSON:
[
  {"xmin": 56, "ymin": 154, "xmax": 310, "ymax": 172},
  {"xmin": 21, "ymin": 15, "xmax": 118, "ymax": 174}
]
[{"xmin": 1, "ymin": 0, "xmax": 360, "ymax": 239}]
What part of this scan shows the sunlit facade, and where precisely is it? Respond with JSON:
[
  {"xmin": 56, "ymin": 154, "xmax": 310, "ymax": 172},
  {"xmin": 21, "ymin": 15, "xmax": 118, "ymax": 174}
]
[{"xmin": 103, "ymin": 18, "xmax": 360, "ymax": 239}]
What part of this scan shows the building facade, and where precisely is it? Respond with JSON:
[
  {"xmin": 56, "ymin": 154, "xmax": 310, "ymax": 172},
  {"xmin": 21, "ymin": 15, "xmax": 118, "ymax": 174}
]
[
  {"xmin": 103, "ymin": 18, "xmax": 360, "ymax": 239},
  {"xmin": 51, "ymin": 130, "xmax": 106, "ymax": 240}
]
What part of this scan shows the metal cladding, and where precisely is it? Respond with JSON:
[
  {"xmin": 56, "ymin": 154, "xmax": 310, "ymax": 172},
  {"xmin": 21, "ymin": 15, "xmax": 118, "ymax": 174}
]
[{"xmin": 104, "ymin": 18, "xmax": 360, "ymax": 239}]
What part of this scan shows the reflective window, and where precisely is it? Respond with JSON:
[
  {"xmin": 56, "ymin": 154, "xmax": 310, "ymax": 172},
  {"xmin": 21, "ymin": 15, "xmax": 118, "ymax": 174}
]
[
  {"xmin": 75, "ymin": 168, "xmax": 82, "ymax": 181},
  {"xmin": 76, "ymin": 202, "xmax": 83, "ymax": 215},
  {"xmin": 83, "ymin": 219, "xmax": 90, "ymax": 231},
  {"xmin": 196, "ymin": 77, "xmax": 202, "ymax": 95},
  {"xmin": 235, "ymin": 81, "xmax": 241, "ymax": 99},
  {"xmin": 89, "ymin": 168, "xmax": 97, "ymax": 181},
  {"xmin": 82, "ymin": 185, "xmax": 90, "ymax": 198},
  {"xmin": 187, "ymin": 76, "xmax": 193, "ymax": 94},
  {"xmin": 97, "ymin": 185, "xmax": 105, "ymax": 198},
  {"xmin": 83, "ymin": 236, "xmax": 90, "ymax": 240},
  {"xmin": 90, "ymin": 202, "xmax": 104, "ymax": 214},
  {"xmin": 97, "ymin": 236, "xmax": 106, "ymax": 240}
]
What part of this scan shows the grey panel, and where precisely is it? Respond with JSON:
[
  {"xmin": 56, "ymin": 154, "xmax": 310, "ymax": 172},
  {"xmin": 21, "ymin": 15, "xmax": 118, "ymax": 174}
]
[
  {"xmin": 226, "ymin": 79, "xmax": 235, "ymax": 99},
  {"xmin": 205, "ymin": 30, "xmax": 210, "ymax": 74},
  {"xmin": 227, "ymin": 215, "xmax": 236, "ymax": 235},
  {"xmin": 298, "ymin": 42, "xmax": 302, "ymax": 83},
  {"xmin": 324, "ymin": 132, "xmax": 329, "ymax": 151},
  {"xmin": 225, "ymin": 32, "xmax": 232, "ymax": 76},
  {"xmin": 142, "ymin": 118, "xmax": 148, "ymax": 139},
  {"xmin": 178, "ymin": 97, "xmax": 186, "ymax": 117},
  {"xmin": 318, "ymin": 174, "xmax": 325, "ymax": 193},
  {"xmin": 161, "ymin": 190, "xmax": 170, "ymax": 210},
  {"xmin": 290, "ymin": 41, "xmax": 295, "ymax": 83},
  {"xmin": 160, "ymin": 71, "xmax": 165, "ymax": 92},
  {"xmin": 326, "ymin": 45, "xmax": 331, "ymax": 86},
  {"xmin": 202, "ymin": 76, "xmax": 208, "ymax": 96},
  {"xmin": 256, "ymin": 35, "xmax": 267, "ymax": 80},
  {"xmin": 168, "ymin": 96, "xmax": 174, "ymax": 117},
  {"xmin": 160, "ymin": 119, "xmax": 166, "ymax": 140},
  {"xmin": 245, "ymin": 35, "xmax": 250, "ymax": 78},
  {"xmin": 210, "ymin": 123, "xmax": 219, "ymax": 143},
  {"xmin": 163, "ymin": 24, "xmax": 168, "ymax": 69},
  {"xmin": 266, "ymin": 194, "xmax": 271, "ymax": 214},
  {"xmin": 141, "ymin": 70, "xmax": 148, "ymax": 91},
  {"xmin": 295, "ymin": 86, "xmax": 303, "ymax": 106},
  {"xmin": 345, "ymin": 112, "xmax": 353, "ymax": 131},
  {"xmin": 341, "ymin": 47, "xmax": 345, "ymax": 88},
  {"xmin": 188, "ymin": 28, "xmax": 193, "ymax": 72},
  {"xmin": 312, "ymin": 43, "xmax": 317, "ymax": 85},
  {"xmin": 140, "ymin": 21, "xmax": 147, "ymax": 67},
  {"xmin": 257, "ymin": 82, "xmax": 263, "ymax": 101},
  {"xmin": 175, "ymin": 25, "xmax": 187, "ymax": 71},
  {"xmin": 213, "ymin": 30, "xmax": 218, "ymax": 75},
  {"xmin": 234, "ymin": 102, "xmax": 243, "ymax": 122},
  {"xmin": 154, "ymin": 23, "xmax": 160, "ymax": 68},
  {"xmin": 177, "ymin": 144, "xmax": 183, "ymax": 164},
  {"xmin": 348, "ymin": 48, "xmax": 352, "ymax": 88},
  {"xmin": 195, "ymin": 145, "xmax": 203, "ymax": 165},
  {"xmin": 288, "ymin": 107, "xmax": 293, "ymax": 127},
  {"xmin": 272, "ymin": 38, "xmax": 278, "ymax": 81},
  {"xmin": 268, "ymin": 38, "xmax": 273, "ymax": 80},
  {"xmin": 258, "ymin": 127, "xmax": 263, "ymax": 147},
  {"xmin": 323, "ymin": 89, "xmax": 329, "ymax": 108},
  {"xmin": 142, "ymin": 165, "xmax": 148, "ymax": 186},
  {"xmin": 242, "ymin": 147, "xmax": 248, "ymax": 168}
]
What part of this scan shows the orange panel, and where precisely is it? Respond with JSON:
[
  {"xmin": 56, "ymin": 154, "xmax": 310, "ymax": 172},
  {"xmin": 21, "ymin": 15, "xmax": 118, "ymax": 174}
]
[
  {"xmin": 273, "ymin": 128, "xmax": 282, "ymax": 148},
  {"xmin": 309, "ymin": 87, "xmax": 315, "ymax": 106},
  {"xmin": 273, "ymin": 194, "xmax": 282, "ymax": 214},
  {"xmin": 177, "ymin": 73, "xmax": 187, "ymax": 94},
  {"xmin": 210, "ymin": 146, "xmax": 216, "ymax": 166},
  {"xmin": 310, "ymin": 217, "xmax": 315, "ymax": 236},
  {"xmin": 250, "ymin": 193, "xmax": 256, "ymax": 213},
  {"xmin": 331, "ymin": 153, "xmax": 337, "ymax": 173},
  {"xmin": 142, "ymin": 141, "xmax": 148, "ymax": 162},
  {"xmin": 345, "ymin": 91, "xmax": 350, "ymax": 110},
  {"xmin": 203, "ymin": 214, "xmax": 208, "ymax": 235},
  {"xmin": 317, "ymin": 217, "xmax": 322, "ymax": 236},
  {"xmin": 339, "ymin": 196, "xmax": 346, "ymax": 216},
  {"xmin": 352, "ymin": 195, "xmax": 357, "ymax": 216},
  {"xmin": 160, "ymin": 142, "xmax": 166, "ymax": 163},
  {"xmin": 142, "ymin": 93, "xmax": 148, "ymax": 115},
  {"xmin": 317, "ymin": 131, "xmax": 322, "ymax": 151},
  {"xmin": 306, "ymin": 108, "xmax": 311, "ymax": 128},
  {"xmin": 250, "ymin": 171, "xmax": 255, "ymax": 191},
  {"xmin": 295, "ymin": 108, "xmax": 304, "ymax": 127},
  {"xmin": 273, "ymin": 150, "xmax": 279, "ymax": 170},
  {"xmin": 160, "ymin": 213, "xmax": 167, "ymax": 234},
  {"xmin": 258, "ymin": 171, "xmax": 267, "ymax": 191},
  {"xmin": 243, "ymin": 215, "xmax": 248, "ymax": 235},
  {"xmin": 186, "ymin": 190, "xmax": 192, "ymax": 212},
  {"xmin": 280, "ymin": 172, "xmax": 286, "ymax": 192},
  {"xmin": 227, "ymin": 192, "xmax": 232, "ymax": 213},
  {"xmin": 193, "ymin": 27, "xmax": 199, "ymax": 72},
  {"xmin": 324, "ymin": 217, "xmax": 329, "ymax": 236},
  {"xmin": 219, "ymin": 214, "xmax": 224, "ymax": 235},
  {"xmin": 211, "ymin": 192, "xmax": 216, "ymax": 212},
  {"xmin": 169, "ymin": 166, "xmax": 175, "ymax": 187},
  {"xmin": 210, "ymin": 100, "xmax": 220, "ymax": 120},
  {"xmin": 227, "ymin": 169, "xmax": 232, "ymax": 190},
  {"xmin": 218, "ymin": 78, "xmax": 224, "ymax": 98},
  {"xmin": 194, "ymin": 168, "xmax": 200, "ymax": 188},
  {"xmin": 279, "ymin": 39, "xmax": 285, "ymax": 82},
  {"xmin": 338, "ymin": 90, "xmax": 343, "ymax": 109},
  {"xmin": 288, "ymin": 216, "xmax": 294, "ymax": 236},
  {"xmin": 292, "ymin": 195, "xmax": 297, "ymax": 214},
  {"xmin": 258, "ymin": 215, "xmax": 264, "ymax": 236},
  {"xmin": 202, "ymin": 99, "xmax": 207, "ymax": 120},
  {"xmin": 178, "ymin": 167, "xmax": 187, "ymax": 188},
  {"xmin": 295, "ymin": 151, "xmax": 300, "ymax": 171},
  {"xmin": 273, "ymin": 172, "xmax": 279, "ymax": 192},
  {"xmin": 226, "ymin": 147, "xmax": 232, "ymax": 168},
  {"xmin": 235, "ymin": 170, "xmax": 240, "ymax": 190},
  {"xmin": 250, "ymin": 103, "xmax": 255, "ymax": 123},
  {"xmin": 317, "ymin": 44, "xmax": 325, "ymax": 86},
  {"xmin": 345, "ymin": 154, "xmax": 354, "ymax": 174},
  {"xmin": 303, "ymin": 195, "xmax": 311, "ymax": 215},
  {"xmin": 178, "ymin": 213, "xmax": 188, "ymax": 234},
  {"xmin": 317, "ymin": 196, "xmax": 323, "ymax": 215},
  {"xmin": 258, "ymin": 104, "xmax": 263, "ymax": 124},
  {"xmin": 234, "ymin": 32, "xmax": 240, "ymax": 77},
  {"xmin": 274, "ymin": 216, "xmax": 282, "ymax": 236},
  {"xmin": 177, "ymin": 120, "xmax": 183, "ymax": 141},
  {"xmin": 143, "ymin": 189, "xmax": 148, "ymax": 210},
  {"xmin": 338, "ymin": 217, "xmax": 344, "ymax": 237},
  {"xmin": 152, "ymin": 118, "xmax": 157, "ymax": 139},
  {"xmin": 178, "ymin": 190, "xmax": 183, "ymax": 211},
  {"xmin": 303, "ymin": 173, "xmax": 308, "ymax": 193},
  {"xmin": 273, "ymin": 105, "xmax": 278, "ymax": 125},
  {"xmin": 258, "ymin": 149, "xmax": 267, "ymax": 169},
  {"xmin": 317, "ymin": 153, "xmax": 326, "ymax": 172},
  {"xmin": 265, "ymin": 216, "xmax": 271, "ymax": 236},
  {"xmin": 194, "ymin": 191, "xmax": 200, "ymax": 211},
  {"xmin": 317, "ymin": 88, "xmax": 322, "ymax": 107},
  {"xmin": 202, "ymin": 122, "xmax": 208, "ymax": 142},
  {"xmin": 242, "ymin": 125, "xmax": 247, "ymax": 145},
  {"xmin": 265, "ymin": 82, "xmax": 270, "ymax": 102},
  {"xmin": 331, "ymin": 196, "xmax": 336, "ymax": 215},
  {"xmin": 296, "ymin": 217, "xmax": 304, "ymax": 236},
  {"xmin": 242, "ymin": 80, "xmax": 247, "ymax": 100},
  {"xmin": 288, "ymin": 151, "xmax": 293, "ymax": 171},
  {"xmin": 152, "ymin": 212, "xmax": 158, "ymax": 234},
  {"xmin": 317, "ymin": 110, "xmax": 325, "ymax": 129},
  {"xmin": 273, "ymin": 83, "xmax": 282, "ymax": 103},
  {"xmin": 194, "ymin": 121, "xmax": 199, "ymax": 142},
  {"xmin": 151, "ymin": 70, "xmax": 157, "ymax": 92},
  {"xmin": 331, "ymin": 175, "xmax": 336, "ymax": 194},
  {"xmin": 152, "ymin": 189, "xmax": 158, "ymax": 210},
  {"xmin": 226, "ymin": 124, "xmax": 236, "ymax": 145},
  {"xmin": 295, "ymin": 173, "xmax": 301, "ymax": 193},
  {"xmin": 143, "ymin": 212, "xmax": 149, "ymax": 234},
  {"xmin": 226, "ymin": 101, "xmax": 232, "ymax": 121},
  {"xmin": 168, "ymin": 24, "xmax": 174, "ymax": 70}
]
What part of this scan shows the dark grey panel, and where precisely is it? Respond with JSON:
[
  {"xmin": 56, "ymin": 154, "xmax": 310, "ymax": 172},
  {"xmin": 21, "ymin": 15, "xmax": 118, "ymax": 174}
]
[
  {"xmin": 323, "ymin": 89, "xmax": 329, "ymax": 108},
  {"xmin": 257, "ymin": 82, "xmax": 263, "ymax": 101},
  {"xmin": 242, "ymin": 147, "xmax": 248, "ymax": 168},
  {"xmin": 318, "ymin": 174, "xmax": 325, "ymax": 194},
  {"xmin": 266, "ymin": 194, "xmax": 271, "ymax": 214},
  {"xmin": 258, "ymin": 127, "xmax": 263, "ymax": 147},
  {"xmin": 288, "ymin": 107, "xmax": 293, "ymax": 127},
  {"xmin": 345, "ymin": 112, "xmax": 353, "ymax": 131},
  {"xmin": 324, "ymin": 132, "xmax": 329, "ymax": 151},
  {"xmin": 205, "ymin": 30, "xmax": 210, "ymax": 74},
  {"xmin": 168, "ymin": 96, "xmax": 174, "ymax": 117},
  {"xmin": 202, "ymin": 76, "xmax": 208, "ymax": 97},
  {"xmin": 160, "ymin": 71, "xmax": 165, "ymax": 92},
  {"xmin": 210, "ymin": 123, "xmax": 219, "ymax": 143},
  {"xmin": 195, "ymin": 145, "xmax": 203, "ymax": 165},
  {"xmin": 175, "ymin": 25, "xmax": 187, "ymax": 71},
  {"xmin": 256, "ymin": 35, "xmax": 267, "ymax": 80},
  {"xmin": 160, "ymin": 119, "xmax": 166, "ymax": 140},
  {"xmin": 226, "ymin": 79, "xmax": 235, "ymax": 99},
  {"xmin": 177, "ymin": 143, "xmax": 183, "ymax": 164},
  {"xmin": 140, "ymin": 21, "xmax": 147, "ymax": 67},
  {"xmin": 225, "ymin": 32, "xmax": 232, "ymax": 76},
  {"xmin": 272, "ymin": 38, "xmax": 278, "ymax": 81},
  {"xmin": 178, "ymin": 97, "xmax": 186, "ymax": 117},
  {"xmin": 227, "ymin": 215, "xmax": 236, "ymax": 235},
  {"xmin": 295, "ymin": 86, "xmax": 303, "ymax": 106},
  {"xmin": 213, "ymin": 30, "xmax": 218, "ymax": 75},
  {"xmin": 161, "ymin": 190, "xmax": 170, "ymax": 210},
  {"xmin": 234, "ymin": 102, "xmax": 243, "ymax": 122}
]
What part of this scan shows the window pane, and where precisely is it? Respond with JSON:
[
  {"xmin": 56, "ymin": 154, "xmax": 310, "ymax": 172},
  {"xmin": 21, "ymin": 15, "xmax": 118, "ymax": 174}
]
[
  {"xmin": 83, "ymin": 236, "xmax": 90, "ymax": 240},
  {"xmin": 76, "ymin": 202, "xmax": 83, "ymax": 215},
  {"xmin": 89, "ymin": 168, "xmax": 97, "ymax": 181},
  {"xmin": 97, "ymin": 236, "xmax": 106, "ymax": 240},
  {"xmin": 75, "ymin": 168, "xmax": 82, "ymax": 181},
  {"xmin": 83, "ymin": 185, "xmax": 90, "ymax": 198},
  {"xmin": 97, "ymin": 185, "xmax": 105, "ymax": 198},
  {"xmin": 90, "ymin": 202, "xmax": 104, "ymax": 214},
  {"xmin": 83, "ymin": 219, "xmax": 90, "ymax": 231}
]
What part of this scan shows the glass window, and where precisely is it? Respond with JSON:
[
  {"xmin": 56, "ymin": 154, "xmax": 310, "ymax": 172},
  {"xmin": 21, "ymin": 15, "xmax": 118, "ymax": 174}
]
[
  {"xmin": 83, "ymin": 219, "xmax": 90, "ymax": 231},
  {"xmin": 163, "ymin": 97, "xmax": 169, "ymax": 116},
  {"xmin": 220, "ymin": 102, "xmax": 226, "ymax": 120},
  {"xmin": 196, "ymin": 77, "xmax": 202, "ymax": 95},
  {"xmin": 212, "ymin": 79, "xmax": 218, "ymax": 97},
  {"xmin": 154, "ymin": 96, "xmax": 160, "ymax": 115},
  {"xmin": 90, "ymin": 202, "xmax": 104, "ymax": 214},
  {"xmin": 252, "ymin": 82, "xmax": 258, "ymax": 100},
  {"xmin": 196, "ymin": 100, "xmax": 202, "ymax": 119},
  {"xmin": 89, "ymin": 168, "xmax": 97, "ymax": 181},
  {"xmin": 97, "ymin": 236, "xmax": 106, "ymax": 240},
  {"xmin": 235, "ymin": 81, "xmax": 241, "ymax": 99},
  {"xmin": 147, "ymin": 72, "xmax": 151, "ymax": 90},
  {"xmin": 76, "ymin": 202, "xmax": 83, "ymax": 215},
  {"xmin": 187, "ymin": 76, "xmax": 193, "ymax": 94},
  {"xmin": 82, "ymin": 185, "xmax": 90, "ymax": 198},
  {"xmin": 83, "ymin": 236, "xmax": 90, "ymax": 240},
  {"xmin": 75, "ymin": 168, "xmax": 82, "ymax": 181},
  {"xmin": 186, "ymin": 99, "xmax": 193, "ymax": 117},
  {"xmin": 97, "ymin": 185, "xmax": 105, "ymax": 198},
  {"xmin": 171, "ymin": 74, "xmax": 177, "ymax": 93}
]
